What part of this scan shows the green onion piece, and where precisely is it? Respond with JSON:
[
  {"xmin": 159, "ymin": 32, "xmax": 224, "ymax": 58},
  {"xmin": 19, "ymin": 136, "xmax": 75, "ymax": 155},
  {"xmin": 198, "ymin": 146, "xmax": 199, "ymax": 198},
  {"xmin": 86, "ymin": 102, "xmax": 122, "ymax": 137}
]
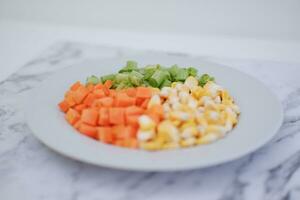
[
  {"xmin": 174, "ymin": 68, "xmax": 189, "ymax": 81},
  {"xmin": 119, "ymin": 60, "xmax": 138, "ymax": 73},
  {"xmin": 100, "ymin": 74, "xmax": 115, "ymax": 83},
  {"xmin": 86, "ymin": 75, "xmax": 99, "ymax": 85},
  {"xmin": 149, "ymin": 70, "xmax": 170, "ymax": 87},
  {"xmin": 160, "ymin": 79, "xmax": 172, "ymax": 88},
  {"xmin": 129, "ymin": 71, "xmax": 144, "ymax": 86},
  {"xmin": 115, "ymin": 73, "xmax": 129, "ymax": 83},
  {"xmin": 188, "ymin": 67, "xmax": 198, "ymax": 76},
  {"xmin": 199, "ymin": 74, "xmax": 215, "ymax": 87},
  {"xmin": 143, "ymin": 65, "xmax": 158, "ymax": 80},
  {"xmin": 168, "ymin": 65, "xmax": 179, "ymax": 81}
]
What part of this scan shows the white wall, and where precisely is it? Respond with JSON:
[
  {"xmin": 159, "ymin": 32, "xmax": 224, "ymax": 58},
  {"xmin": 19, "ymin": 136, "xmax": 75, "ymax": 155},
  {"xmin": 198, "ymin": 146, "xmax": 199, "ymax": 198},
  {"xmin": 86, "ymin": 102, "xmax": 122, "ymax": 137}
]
[{"xmin": 0, "ymin": 0, "xmax": 299, "ymax": 41}]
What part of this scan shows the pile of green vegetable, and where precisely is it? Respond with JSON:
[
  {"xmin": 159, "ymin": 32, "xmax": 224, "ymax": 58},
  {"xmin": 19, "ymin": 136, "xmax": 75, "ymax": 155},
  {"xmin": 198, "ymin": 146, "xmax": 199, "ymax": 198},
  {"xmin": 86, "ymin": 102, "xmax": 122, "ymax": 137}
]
[{"xmin": 86, "ymin": 61, "xmax": 215, "ymax": 89}]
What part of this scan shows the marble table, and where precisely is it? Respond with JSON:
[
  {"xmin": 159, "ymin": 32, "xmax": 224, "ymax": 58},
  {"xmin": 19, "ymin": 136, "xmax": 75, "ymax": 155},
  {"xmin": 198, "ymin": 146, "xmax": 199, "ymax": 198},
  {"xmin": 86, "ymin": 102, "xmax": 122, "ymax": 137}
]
[{"xmin": 1, "ymin": 42, "xmax": 300, "ymax": 200}]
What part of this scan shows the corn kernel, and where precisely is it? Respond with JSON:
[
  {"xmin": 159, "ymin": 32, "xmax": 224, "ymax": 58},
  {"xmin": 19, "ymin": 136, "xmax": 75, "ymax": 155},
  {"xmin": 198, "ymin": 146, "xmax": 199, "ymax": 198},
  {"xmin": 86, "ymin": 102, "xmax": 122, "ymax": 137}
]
[
  {"xmin": 138, "ymin": 115, "xmax": 156, "ymax": 130},
  {"xmin": 196, "ymin": 133, "xmax": 219, "ymax": 145},
  {"xmin": 184, "ymin": 76, "xmax": 198, "ymax": 90},
  {"xmin": 147, "ymin": 94, "xmax": 161, "ymax": 109},
  {"xmin": 157, "ymin": 120, "xmax": 180, "ymax": 142},
  {"xmin": 162, "ymin": 143, "xmax": 180, "ymax": 150},
  {"xmin": 137, "ymin": 130, "xmax": 155, "ymax": 141},
  {"xmin": 180, "ymin": 138, "xmax": 196, "ymax": 147}
]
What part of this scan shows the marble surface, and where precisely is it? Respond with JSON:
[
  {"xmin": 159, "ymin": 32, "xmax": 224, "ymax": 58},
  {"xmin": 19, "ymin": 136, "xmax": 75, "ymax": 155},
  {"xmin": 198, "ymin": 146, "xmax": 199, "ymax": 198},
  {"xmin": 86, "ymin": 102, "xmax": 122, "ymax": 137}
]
[{"xmin": 1, "ymin": 42, "xmax": 300, "ymax": 200}]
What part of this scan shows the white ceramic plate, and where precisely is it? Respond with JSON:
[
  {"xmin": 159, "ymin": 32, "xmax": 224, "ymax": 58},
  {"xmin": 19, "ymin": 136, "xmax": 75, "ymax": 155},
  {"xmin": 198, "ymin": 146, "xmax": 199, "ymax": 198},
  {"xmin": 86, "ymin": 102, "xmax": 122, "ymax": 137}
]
[{"xmin": 25, "ymin": 55, "xmax": 283, "ymax": 171}]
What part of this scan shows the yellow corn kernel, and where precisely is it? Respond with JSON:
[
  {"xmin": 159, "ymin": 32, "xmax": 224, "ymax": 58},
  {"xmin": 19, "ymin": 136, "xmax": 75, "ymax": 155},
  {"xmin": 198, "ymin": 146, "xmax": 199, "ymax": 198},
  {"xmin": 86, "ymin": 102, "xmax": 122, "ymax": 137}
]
[
  {"xmin": 221, "ymin": 90, "xmax": 232, "ymax": 102},
  {"xmin": 162, "ymin": 143, "xmax": 180, "ymax": 150},
  {"xmin": 171, "ymin": 82, "xmax": 179, "ymax": 88},
  {"xmin": 151, "ymin": 87, "xmax": 160, "ymax": 95},
  {"xmin": 196, "ymin": 133, "xmax": 219, "ymax": 145},
  {"xmin": 157, "ymin": 120, "xmax": 180, "ymax": 142},
  {"xmin": 138, "ymin": 115, "xmax": 156, "ymax": 130},
  {"xmin": 137, "ymin": 129, "xmax": 155, "ymax": 142},
  {"xmin": 169, "ymin": 111, "xmax": 190, "ymax": 121},
  {"xmin": 139, "ymin": 141, "xmax": 162, "ymax": 151},
  {"xmin": 179, "ymin": 91, "xmax": 189, "ymax": 104},
  {"xmin": 181, "ymin": 120, "xmax": 197, "ymax": 130},
  {"xmin": 180, "ymin": 138, "xmax": 196, "ymax": 147},
  {"xmin": 147, "ymin": 94, "xmax": 161, "ymax": 109},
  {"xmin": 160, "ymin": 87, "xmax": 172, "ymax": 98},
  {"xmin": 170, "ymin": 119, "xmax": 181, "ymax": 126},
  {"xmin": 204, "ymin": 110, "xmax": 220, "ymax": 124},
  {"xmin": 191, "ymin": 86, "xmax": 205, "ymax": 98},
  {"xmin": 196, "ymin": 115, "xmax": 208, "ymax": 127},
  {"xmin": 181, "ymin": 126, "xmax": 198, "ymax": 139},
  {"xmin": 184, "ymin": 76, "xmax": 198, "ymax": 90},
  {"xmin": 197, "ymin": 125, "xmax": 206, "ymax": 136},
  {"xmin": 206, "ymin": 125, "xmax": 227, "ymax": 136}
]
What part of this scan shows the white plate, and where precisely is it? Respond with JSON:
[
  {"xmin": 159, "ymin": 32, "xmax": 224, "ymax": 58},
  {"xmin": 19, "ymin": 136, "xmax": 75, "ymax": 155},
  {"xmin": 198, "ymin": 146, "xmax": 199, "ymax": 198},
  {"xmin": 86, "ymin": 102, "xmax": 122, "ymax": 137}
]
[{"xmin": 25, "ymin": 55, "xmax": 283, "ymax": 171}]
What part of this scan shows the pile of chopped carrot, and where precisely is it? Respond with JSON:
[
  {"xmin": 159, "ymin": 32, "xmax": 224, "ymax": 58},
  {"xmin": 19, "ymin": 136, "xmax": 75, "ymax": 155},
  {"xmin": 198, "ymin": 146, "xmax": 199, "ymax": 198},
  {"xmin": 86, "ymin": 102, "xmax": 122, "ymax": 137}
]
[{"xmin": 58, "ymin": 80, "xmax": 162, "ymax": 149}]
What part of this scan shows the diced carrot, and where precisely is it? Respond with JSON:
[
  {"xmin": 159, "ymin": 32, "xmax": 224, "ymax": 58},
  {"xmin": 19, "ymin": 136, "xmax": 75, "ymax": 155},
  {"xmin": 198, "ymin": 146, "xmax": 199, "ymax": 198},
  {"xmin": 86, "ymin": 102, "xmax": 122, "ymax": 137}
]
[
  {"xmin": 98, "ymin": 107, "xmax": 110, "ymax": 126},
  {"xmin": 113, "ymin": 125, "xmax": 136, "ymax": 140},
  {"xmin": 83, "ymin": 93, "xmax": 96, "ymax": 106},
  {"xmin": 112, "ymin": 125, "xmax": 125, "ymax": 139},
  {"xmin": 102, "ymin": 85, "xmax": 110, "ymax": 96},
  {"xmin": 97, "ymin": 127, "xmax": 114, "ymax": 143},
  {"xmin": 141, "ymin": 99, "xmax": 150, "ymax": 109},
  {"xmin": 79, "ymin": 123, "xmax": 97, "ymax": 138},
  {"xmin": 114, "ymin": 140, "xmax": 124, "ymax": 147},
  {"xmin": 74, "ymin": 104, "xmax": 87, "ymax": 114},
  {"xmin": 104, "ymin": 80, "xmax": 113, "ymax": 89},
  {"xmin": 58, "ymin": 100, "xmax": 69, "ymax": 113},
  {"xmin": 128, "ymin": 138, "xmax": 138, "ymax": 148},
  {"xmin": 95, "ymin": 84, "xmax": 110, "ymax": 96},
  {"xmin": 94, "ymin": 83, "xmax": 103, "ymax": 90},
  {"xmin": 109, "ymin": 107, "xmax": 125, "ymax": 125},
  {"xmin": 99, "ymin": 97, "xmax": 114, "ymax": 107},
  {"xmin": 109, "ymin": 89, "xmax": 117, "ymax": 98},
  {"xmin": 136, "ymin": 97, "xmax": 145, "ymax": 106},
  {"xmin": 65, "ymin": 94, "xmax": 76, "ymax": 107},
  {"xmin": 115, "ymin": 93, "xmax": 136, "ymax": 107},
  {"xmin": 74, "ymin": 120, "xmax": 82, "ymax": 130},
  {"xmin": 125, "ymin": 88, "xmax": 136, "ymax": 97},
  {"xmin": 70, "ymin": 81, "xmax": 81, "ymax": 91},
  {"xmin": 86, "ymin": 84, "xmax": 95, "ymax": 92},
  {"xmin": 65, "ymin": 108, "xmax": 80, "ymax": 125},
  {"xmin": 125, "ymin": 115, "xmax": 140, "ymax": 127},
  {"xmin": 136, "ymin": 87, "xmax": 152, "ymax": 98},
  {"xmin": 93, "ymin": 89, "xmax": 106, "ymax": 98},
  {"xmin": 81, "ymin": 108, "xmax": 98, "ymax": 126},
  {"xmin": 91, "ymin": 99, "xmax": 102, "ymax": 109},
  {"xmin": 125, "ymin": 106, "xmax": 144, "ymax": 116},
  {"xmin": 73, "ymin": 86, "xmax": 89, "ymax": 104},
  {"xmin": 123, "ymin": 138, "xmax": 138, "ymax": 148}
]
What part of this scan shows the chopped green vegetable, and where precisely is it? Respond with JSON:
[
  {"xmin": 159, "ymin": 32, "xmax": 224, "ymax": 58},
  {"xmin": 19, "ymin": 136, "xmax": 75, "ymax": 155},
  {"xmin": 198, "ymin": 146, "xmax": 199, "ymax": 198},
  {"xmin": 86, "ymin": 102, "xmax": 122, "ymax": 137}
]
[
  {"xmin": 87, "ymin": 75, "xmax": 100, "ymax": 85},
  {"xmin": 199, "ymin": 74, "xmax": 215, "ymax": 87},
  {"xmin": 174, "ymin": 68, "xmax": 189, "ymax": 81},
  {"xmin": 119, "ymin": 60, "xmax": 138, "ymax": 73},
  {"xmin": 129, "ymin": 71, "xmax": 144, "ymax": 86},
  {"xmin": 86, "ymin": 60, "xmax": 215, "ymax": 89},
  {"xmin": 100, "ymin": 74, "xmax": 115, "ymax": 83},
  {"xmin": 148, "ymin": 70, "xmax": 170, "ymax": 87},
  {"xmin": 161, "ymin": 79, "xmax": 172, "ymax": 87},
  {"xmin": 188, "ymin": 67, "xmax": 198, "ymax": 76}
]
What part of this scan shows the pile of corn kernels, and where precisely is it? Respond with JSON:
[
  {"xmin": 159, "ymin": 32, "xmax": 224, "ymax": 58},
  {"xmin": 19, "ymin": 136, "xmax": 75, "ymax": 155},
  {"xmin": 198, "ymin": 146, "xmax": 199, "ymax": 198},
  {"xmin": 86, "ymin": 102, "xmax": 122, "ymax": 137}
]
[{"xmin": 137, "ymin": 76, "xmax": 240, "ymax": 151}]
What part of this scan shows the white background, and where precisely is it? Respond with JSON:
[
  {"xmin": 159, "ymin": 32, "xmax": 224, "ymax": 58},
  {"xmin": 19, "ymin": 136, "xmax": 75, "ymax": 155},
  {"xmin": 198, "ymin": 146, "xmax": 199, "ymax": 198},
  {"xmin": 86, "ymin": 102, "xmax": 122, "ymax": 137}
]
[{"xmin": 0, "ymin": 0, "xmax": 300, "ymax": 81}]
